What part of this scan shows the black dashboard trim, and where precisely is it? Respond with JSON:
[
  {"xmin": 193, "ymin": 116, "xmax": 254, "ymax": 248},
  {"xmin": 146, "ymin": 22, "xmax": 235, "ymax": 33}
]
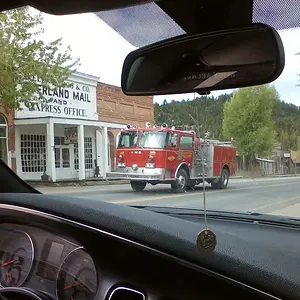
[{"xmin": 0, "ymin": 203, "xmax": 282, "ymax": 300}]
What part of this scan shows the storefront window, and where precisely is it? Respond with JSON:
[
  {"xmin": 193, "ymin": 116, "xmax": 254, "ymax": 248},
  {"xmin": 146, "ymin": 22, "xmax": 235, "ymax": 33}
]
[
  {"xmin": 62, "ymin": 148, "xmax": 70, "ymax": 168},
  {"xmin": 74, "ymin": 144, "xmax": 79, "ymax": 170},
  {"xmin": 55, "ymin": 148, "xmax": 61, "ymax": 168},
  {"xmin": 54, "ymin": 136, "xmax": 65, "ymax": 145},
  {"xmin": 54, "ymin": 136, "xmax": 71, "ymax": 169},
  {"xmin": 73, "ymin": 137, "xmax": 93, "ymax": 170},
  {"xmin": 84, "ymin": 137, "xmax": 93, "ymax": 169},
  {"xmin": 0, "ymin": 115, "xmax": 8, "ymax": 165},
  {"xmin": 20, "ymin": 134, "xmax": 46, "ymax": 172}
]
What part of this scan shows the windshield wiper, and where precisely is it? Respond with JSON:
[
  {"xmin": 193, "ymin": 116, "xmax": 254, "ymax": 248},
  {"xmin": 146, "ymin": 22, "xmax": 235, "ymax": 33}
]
[
  {"xmin": 131, "ymin": 205, "xmax": 258, "ymax": 217},
  {"xmin": 131, "ymin": 205, "xmax": 300, "ymax": 227}
]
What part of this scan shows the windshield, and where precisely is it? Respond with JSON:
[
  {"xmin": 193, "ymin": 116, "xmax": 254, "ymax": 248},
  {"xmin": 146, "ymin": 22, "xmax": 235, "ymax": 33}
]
[
  {"xmin": 2, "ymin": 2, "xmax": 300, "ymax": 222},
  {"xmin": 139, "ymin": 131, "xmax": 168, "ymax": 149},
  {"xmin": 118, "ymin": 131, "xmax": 138, "ymax": 148}
]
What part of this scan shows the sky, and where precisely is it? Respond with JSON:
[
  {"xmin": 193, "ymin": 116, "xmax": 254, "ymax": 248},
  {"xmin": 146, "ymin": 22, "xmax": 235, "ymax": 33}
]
[{"xmin": 34, "ymin": 8, "xmax": 300, "ymax": 106}]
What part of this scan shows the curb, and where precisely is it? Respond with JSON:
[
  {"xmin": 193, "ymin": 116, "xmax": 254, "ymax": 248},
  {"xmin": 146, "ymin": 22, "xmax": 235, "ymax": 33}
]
[
  {"xmin": 27, "ymin": 179, "xmax": 130, "ymax": 188},
  {"xmin": 232, "ymin": 174, "xmax": 300, "ymax": 179}
]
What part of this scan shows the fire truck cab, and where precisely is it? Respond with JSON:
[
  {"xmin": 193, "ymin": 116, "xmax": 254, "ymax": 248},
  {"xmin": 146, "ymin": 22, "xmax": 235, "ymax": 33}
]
[{"xmin": 107, "ymin": 122, "xmax": 237, "ymax": 193}]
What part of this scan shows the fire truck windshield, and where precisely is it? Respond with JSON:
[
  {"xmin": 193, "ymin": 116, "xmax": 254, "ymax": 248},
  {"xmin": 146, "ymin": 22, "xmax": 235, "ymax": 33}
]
[
  {"xmin": 139, "ymin": 131, "xmax": 168, "ymax": 149},
  {"xmin": 118, "ymin": 131, "xmax": 138, "ymax": 148}
]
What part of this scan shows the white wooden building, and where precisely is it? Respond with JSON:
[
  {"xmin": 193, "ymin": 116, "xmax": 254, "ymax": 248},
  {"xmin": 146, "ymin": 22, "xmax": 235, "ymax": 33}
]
[{"xmin": 13, "ymin": 72, "xmax": 126, "ymax": 182}]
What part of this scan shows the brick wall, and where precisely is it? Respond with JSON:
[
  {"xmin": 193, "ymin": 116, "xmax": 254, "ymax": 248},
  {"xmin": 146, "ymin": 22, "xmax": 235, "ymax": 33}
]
[{"xmin": 97, "ymin": 82, "xmax": 154, "ymax": 128}]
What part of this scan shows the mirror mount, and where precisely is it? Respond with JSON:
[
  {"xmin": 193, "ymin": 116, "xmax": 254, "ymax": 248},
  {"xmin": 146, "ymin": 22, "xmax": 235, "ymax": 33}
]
[
  {"xmin": 121, "ymin": 23, "xmax": 285, "ymax": 96},
  {"xmin": 198, "ymin": 91, "xmax": 211, "ymax": 95}
]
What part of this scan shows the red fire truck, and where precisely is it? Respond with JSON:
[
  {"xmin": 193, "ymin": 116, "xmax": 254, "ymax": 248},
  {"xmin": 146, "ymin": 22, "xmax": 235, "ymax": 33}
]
[{"xmin": 107, "ymin": 122, "xmax": 237, "ymax": 192}]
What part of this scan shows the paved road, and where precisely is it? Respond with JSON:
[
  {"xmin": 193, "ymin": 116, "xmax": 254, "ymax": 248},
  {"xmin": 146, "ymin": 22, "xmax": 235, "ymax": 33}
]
[{"xmin": 38, "ymin": 177, "xmax": 300, "ymax": 216}]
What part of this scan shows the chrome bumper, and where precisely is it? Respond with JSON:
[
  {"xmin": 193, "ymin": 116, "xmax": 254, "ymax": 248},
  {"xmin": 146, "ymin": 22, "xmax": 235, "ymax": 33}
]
[
  {"xmin": 106, "ymin": 172, "xmax": 164, "ymax": 181},
  {"xmin": 107, "ymin": 167, "xmax": 169, "ymax": 181}
]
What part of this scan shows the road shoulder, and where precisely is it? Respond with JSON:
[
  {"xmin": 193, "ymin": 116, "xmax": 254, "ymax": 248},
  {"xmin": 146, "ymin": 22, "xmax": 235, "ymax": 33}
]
[{"xmin": 272, "ymin": 203, "xmax": 300, "ymax": 218}]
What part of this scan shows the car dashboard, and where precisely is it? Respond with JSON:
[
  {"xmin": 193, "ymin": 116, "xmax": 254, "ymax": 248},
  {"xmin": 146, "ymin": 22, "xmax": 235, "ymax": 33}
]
[
  {"xmin": 0, "ymin": 193, "xmax": 298, "ymax": 300},
  {"xmin": 0, "ymin": 222, "xmax": 257, "ymax": 300},
  {"xmin": 0, "ymin": 224, "xmax": 96, "ymax": 299},
  {"xmin": 0, "ymin": 222, "xmax": 273, "ymax": 300}
]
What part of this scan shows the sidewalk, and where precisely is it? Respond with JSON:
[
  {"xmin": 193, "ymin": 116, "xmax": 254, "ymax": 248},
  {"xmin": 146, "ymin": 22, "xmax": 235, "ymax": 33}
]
[
  {"xmin": 28, "ymin": 179, "xmax": 130, "ymax": 188},
  {"xmin": 36, "ymin": 184, "xmax": 121, "ymax": 194},
  {"xmin": 272, "ymin": 203, "xmax": 300, "ymax": 219}
]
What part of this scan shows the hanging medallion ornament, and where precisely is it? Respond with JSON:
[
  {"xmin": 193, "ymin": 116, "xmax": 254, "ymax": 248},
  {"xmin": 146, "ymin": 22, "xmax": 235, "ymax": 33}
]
[
  {"xmin": 195, "ymin": 101, "xmax": 217, "ymax": 253},
  {"xmin": 196, "ymin": 229, "xmax": 216, "ymax": 253}
]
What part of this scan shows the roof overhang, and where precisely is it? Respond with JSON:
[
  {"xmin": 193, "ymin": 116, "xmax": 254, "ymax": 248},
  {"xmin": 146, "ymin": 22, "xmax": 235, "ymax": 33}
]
[{"xmin": 14, "ymin": 116, "xmax": 126, "ymax": 129}]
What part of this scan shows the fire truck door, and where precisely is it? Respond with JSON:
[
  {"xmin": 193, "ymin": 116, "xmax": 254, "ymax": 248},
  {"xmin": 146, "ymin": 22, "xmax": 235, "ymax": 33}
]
[{"xmin": 178, "ymin": 135, "xmax": 194, "ymax": 166}]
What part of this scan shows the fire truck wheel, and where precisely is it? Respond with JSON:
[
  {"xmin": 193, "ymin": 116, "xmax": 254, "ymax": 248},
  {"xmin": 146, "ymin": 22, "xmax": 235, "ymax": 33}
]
[
  {"xmin": 171, "ymin": 168, "xmax": 188, "ymax": 193},
  {"xmin": 130, "ymin": 181, "xmax": 147, "ymax": 192},
  {"xmin": 220, "ymin": 168, "xmax": 229, "ymax": 189},
  {"xmin": 212, "ymin": 168, "xmax": 229, "ymax": 189}
]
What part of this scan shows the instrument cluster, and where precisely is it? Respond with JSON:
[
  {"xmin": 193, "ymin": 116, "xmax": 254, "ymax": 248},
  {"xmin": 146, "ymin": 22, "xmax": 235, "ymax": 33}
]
[{"xmin": 0, "ymin": 224, "xmax": 98, "ymax": 300}]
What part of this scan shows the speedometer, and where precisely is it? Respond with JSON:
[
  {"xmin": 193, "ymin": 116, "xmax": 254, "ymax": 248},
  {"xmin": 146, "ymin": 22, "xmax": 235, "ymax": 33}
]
[
  {"xmin": 0, "ymin": 230, "xmax": 35, "ymax": 287},
  {"xmin": 56, "ymin": 247, "xmax": 98, "ymax": 300}
]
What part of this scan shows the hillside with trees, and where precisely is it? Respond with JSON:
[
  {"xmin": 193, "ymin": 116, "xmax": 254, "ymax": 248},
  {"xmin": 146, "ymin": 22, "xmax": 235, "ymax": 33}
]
[{"xmin": 154, "ymin": 85, "xmax": 300, "ymax": 155}]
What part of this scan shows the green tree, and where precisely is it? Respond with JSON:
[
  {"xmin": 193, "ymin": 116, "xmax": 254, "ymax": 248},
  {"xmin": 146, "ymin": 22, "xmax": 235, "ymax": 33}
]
[
  {"xmin": 0, "ymin": 7, "xmax": 80, "ymax": 111},
  {"xmin": 154, "ymin": 94, "xmax": 232, "ymax": 138},
  {"xmin": 223, "ymin": 85, "xmax": 278, "ymax": 168}
]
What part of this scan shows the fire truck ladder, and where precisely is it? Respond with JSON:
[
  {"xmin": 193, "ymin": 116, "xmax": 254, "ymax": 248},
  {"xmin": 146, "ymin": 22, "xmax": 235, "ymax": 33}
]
[{"xmin": 205, "ymin": 139, "xmax": 234, "ymax": 147}]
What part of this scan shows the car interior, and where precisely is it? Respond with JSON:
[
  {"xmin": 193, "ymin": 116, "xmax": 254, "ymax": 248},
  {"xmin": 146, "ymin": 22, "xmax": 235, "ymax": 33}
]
[{"xmin": 0, "ymin": 0, "xmax": 299, "ymax": 300}]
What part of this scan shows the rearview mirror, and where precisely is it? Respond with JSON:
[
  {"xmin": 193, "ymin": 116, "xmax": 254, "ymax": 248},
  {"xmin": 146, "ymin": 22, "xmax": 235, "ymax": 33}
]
[{"xmin": 121, "ymin": 23, "xmax": 285, "ymax": 96}]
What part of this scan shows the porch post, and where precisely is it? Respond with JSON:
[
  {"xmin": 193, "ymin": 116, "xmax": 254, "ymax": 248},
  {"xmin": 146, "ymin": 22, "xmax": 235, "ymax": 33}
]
[
  {"xmin": 102, "ymin": 125, "xmax": 108, "ymax": 179},
  {"xmin": 46, "ymin": 119, "xmax": 56, "ymax": 182},
  {"xmin": 14, "ymin": 126, "xmax": 22, "ymax": 175},
  {"xmin": 96, "ymin": 128, "xmax": 102, "ymax": 176},
  {"xmin": 78, "ymin": 124, "xmax": 85, "ymax": 180}
]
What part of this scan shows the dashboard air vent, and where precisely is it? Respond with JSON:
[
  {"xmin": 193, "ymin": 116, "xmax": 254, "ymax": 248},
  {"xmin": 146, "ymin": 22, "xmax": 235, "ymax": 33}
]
[{"xmin": 108, "ymin": 287, "xmax": 145, "ymax": 300}]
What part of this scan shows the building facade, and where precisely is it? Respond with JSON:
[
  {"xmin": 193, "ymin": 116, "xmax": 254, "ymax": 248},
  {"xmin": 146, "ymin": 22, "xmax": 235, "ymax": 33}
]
[
  {"xmin": 97, "ymin": 82, "xmax": 154, "ymax": 127},
  {"xmin": 0, "ymin": 72, "xmax": 154, "ymax": 182}
]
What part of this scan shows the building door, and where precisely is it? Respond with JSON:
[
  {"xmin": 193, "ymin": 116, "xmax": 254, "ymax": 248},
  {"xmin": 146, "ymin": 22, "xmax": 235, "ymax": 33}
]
[{"xmin": 55, "ymin": 145, "xmax": 75, "ymax": 179}]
